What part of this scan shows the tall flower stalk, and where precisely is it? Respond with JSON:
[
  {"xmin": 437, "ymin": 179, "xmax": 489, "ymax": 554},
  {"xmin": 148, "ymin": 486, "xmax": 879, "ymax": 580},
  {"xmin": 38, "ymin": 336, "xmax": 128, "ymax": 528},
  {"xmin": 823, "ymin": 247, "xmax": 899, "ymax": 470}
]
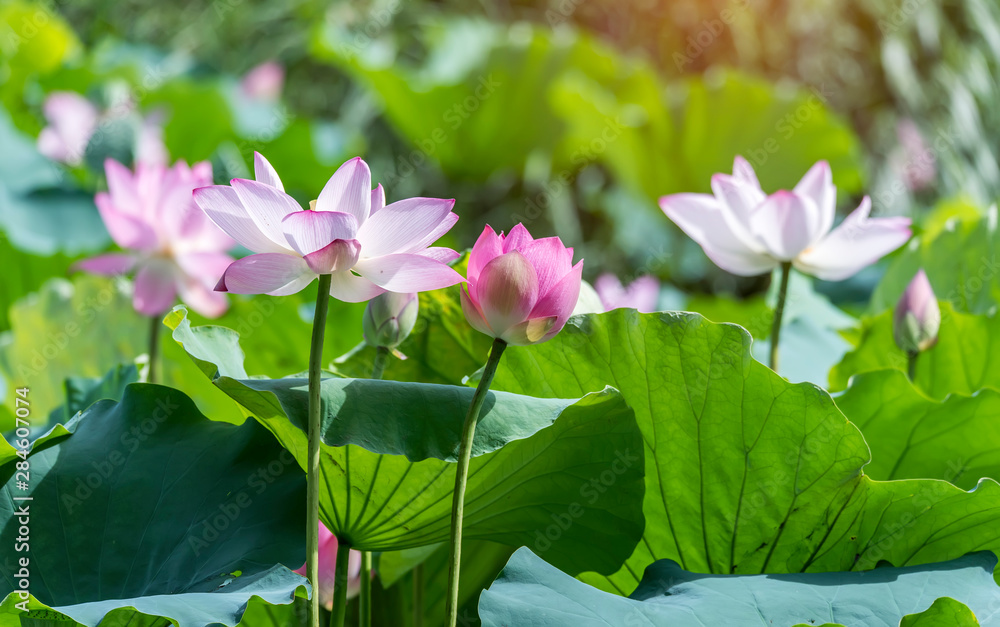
[
  {"xmin": 307, "ymin": 273, "xmax": 332, "ymax": 627},
  {"xmin": 769, "ymin": 261, "xmax": 792, "ymax": 371},
  {"xmin": 445, "ymin": 338, "xmax": 507, "ymax": 624},
  {"xmin": 449, "ymin": 224, "xmax": 582, "ymax": 626},
  {"xmin": 194, "ymin": 154, "xmax": 462, "ymax": 627}
]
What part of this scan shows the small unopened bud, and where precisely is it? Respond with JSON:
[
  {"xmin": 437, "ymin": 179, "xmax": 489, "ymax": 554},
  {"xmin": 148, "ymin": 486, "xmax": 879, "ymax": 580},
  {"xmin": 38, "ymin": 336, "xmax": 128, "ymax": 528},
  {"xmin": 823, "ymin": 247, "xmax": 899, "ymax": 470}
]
[
  {"xmin": 363, "ymin": 292, "xmax": 419, "ymax": 349},
  {"xmin": 893, "ymin": 269, "xmax": 940, "ymax": 354}
]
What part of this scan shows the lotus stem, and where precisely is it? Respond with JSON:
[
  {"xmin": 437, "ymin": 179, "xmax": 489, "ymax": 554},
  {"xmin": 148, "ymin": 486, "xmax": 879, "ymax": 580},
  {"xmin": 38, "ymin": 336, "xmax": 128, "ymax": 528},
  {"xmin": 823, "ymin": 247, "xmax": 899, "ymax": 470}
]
[
  {"xmin": 309, "ymin": 274, "xmax": 333, "ymax": 627},
  {"xmin": 371, "ymin": 345, "xmax": 390, "ymax": 380},
  {"xmin": 770, "ymin": 262, "xmax": 792, "ymax": 372},
  {"xmin": 329, "ymin": 538, "xmax": 351, "ymax": 627},
  {"xmin": 445, "ymin": 337, "xmax": 508, "ymax": 627},
  {"xmin": 907, "ymin": 350, "xmax": 918, "ymax": 381},
  {"xmin": 148, "ymin": 315, "xmax": 161, "ymax": 384}
]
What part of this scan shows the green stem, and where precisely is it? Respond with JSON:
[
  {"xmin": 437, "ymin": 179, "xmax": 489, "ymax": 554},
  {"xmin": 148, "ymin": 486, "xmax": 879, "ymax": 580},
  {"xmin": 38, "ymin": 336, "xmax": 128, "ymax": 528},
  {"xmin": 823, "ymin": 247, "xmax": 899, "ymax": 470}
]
[
  {"xmin": 309, "ymin": 274, "xmax": 333, "ymax": 627},
  {"xmin": 907, "ymin": 350, "xmax": 919, "ymax": 381},
  {"xmin": 412, "ymin": 564, "xmax": 424, "ymax": 627},
  {"xmin": 769, "ymin": 262, "xmax": 792, "ymax": 372},
  {"xmin": 329, "ymin": 539, "xmax": 351, "ymax": 627},
  {"xmin": 371, "ymin": 346, "xmax": 390, "ymax": 380},
  {"xmin": 148, "ymin": 315, "xmax": 161, "ymax": 384},
  {"xmin": 445, "ymin": 338, "xmax": 508, "ymax": 627},
  {"xmin": 359, "ymin": 551, "xmax": 372, "ymax": 627},
  {"xmin": 354, "ymin": 345, "xmax": 392, "ymax": 627}
]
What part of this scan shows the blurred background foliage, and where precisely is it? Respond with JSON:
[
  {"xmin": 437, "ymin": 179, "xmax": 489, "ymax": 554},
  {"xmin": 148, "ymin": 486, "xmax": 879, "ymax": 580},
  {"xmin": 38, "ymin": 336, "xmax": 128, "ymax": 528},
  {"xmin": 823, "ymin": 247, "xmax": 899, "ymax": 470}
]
[{"xmin": 4, "ymin": 0, "xmax": 1000, "ymax": 624}]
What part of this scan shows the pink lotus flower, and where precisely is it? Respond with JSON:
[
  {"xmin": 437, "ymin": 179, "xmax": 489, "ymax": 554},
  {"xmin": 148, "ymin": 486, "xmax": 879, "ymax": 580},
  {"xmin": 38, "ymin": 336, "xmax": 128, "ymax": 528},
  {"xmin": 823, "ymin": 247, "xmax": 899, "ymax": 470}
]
[
  {"xmin": 240, "ymin": 61, "xmax": 285, "ymax": 101},
  {"xmin": 660, "ymin": 157, "xmax": 912, "ymax": 280},
  {"xmin": 194, "ymin": 153, "xmax": 463, "ymax": 302},
  {"xmin": 37, "ymin": 92, "xmax": 99, "ymax": 166},
  {"xmin": 37, "ymin": 91, "xmax": 168, "ymax": 167},
  {"xmin": 894, "ymin": 269, "xmax": 941, "ymax": 353},
  {"xmin": 594, "ymin": 273, "xmax": 659, "ymax": 313},
  {"xmin": 461, "ymin": 224, "xmax": 583, "ymax": 346},
  {"xmin": 75, "ymin": 159, "xmax": 235, "ymax": 317},
  {"xmin": 294, "ymin": 524, "xmax": 363, "ymax": 610}
]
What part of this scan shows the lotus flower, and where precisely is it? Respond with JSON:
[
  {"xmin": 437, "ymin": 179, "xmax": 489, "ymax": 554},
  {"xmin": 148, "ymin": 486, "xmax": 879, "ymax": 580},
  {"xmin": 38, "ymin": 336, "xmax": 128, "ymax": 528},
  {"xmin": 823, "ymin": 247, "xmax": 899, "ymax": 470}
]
[
  {"xmin": 660, "ymin": 157, "xmax": 912, "ymax": 280},
  {"xmin": 37, "ymin": 91, "xmax": 167, "ymax": 167},
  {"xmin": 37, "ymin": 92, "xmax": 99, "ymax": 166},
  {"xmin": 75, "ymin": 159, "xmax": 235, "ymax": 317},
  {"xmin": 363, "ymin": 291, "xmax": 419, "ymax": 349},
  {"xmin": 294, "ymin": 524, "xmax": 363, "ymax": 610},
  {"xmin": 194, "ymin": 154, "xmax": 463, "ymax": 302},
  {"xmin": 594, "ymin": 273, "xmax": 659, "ymax": 313},
  {"xmin": 461, "ymin": 224, "xmax": 583, "ymax": 346},
  {"xmin": 894, "ymin": 269, "xmax": 941, "ymax": 354},
  {"xmin": 240, "ymin": 61, "xmax": 285, "ymax": 101}
]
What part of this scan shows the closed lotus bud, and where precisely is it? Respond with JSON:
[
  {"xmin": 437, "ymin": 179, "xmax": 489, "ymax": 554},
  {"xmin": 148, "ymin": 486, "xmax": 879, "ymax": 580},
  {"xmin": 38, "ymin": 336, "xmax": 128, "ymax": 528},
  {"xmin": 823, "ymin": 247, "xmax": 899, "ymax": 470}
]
[
  {"xmin": 893, "ymin": 269, "xmax": 940, "ymax": 354},
  {"xmin": 460, "ymin": 224, "xmax": 583, "ymax": 346},
  {"xmin": 363, "ymin": 291, "xmax": 419, "ymax": 348}
]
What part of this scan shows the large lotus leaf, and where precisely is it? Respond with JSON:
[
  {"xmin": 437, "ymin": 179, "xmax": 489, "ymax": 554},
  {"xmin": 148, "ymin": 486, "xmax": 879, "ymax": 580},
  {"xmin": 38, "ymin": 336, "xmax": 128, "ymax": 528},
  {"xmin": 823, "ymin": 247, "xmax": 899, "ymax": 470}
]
[
  {"xmin": 829, "ymin": 302, "xmax": 1000, "ymax": 399},
  {"xmin": 478, "ymin": 548, "xmax": 997, "ymax": 626},
  {"xmin": 836, "ymin": 369, "xmax": 1000, "ymax": 489},
  {"xmin": 491, "ymin": 309, "xmax": 1000, "ymax": 595},
  {"xmin": 167, "ymin": 309, "xmax": 645, "ymax": 577},
  {"xmin": 870, "ymin": 201, "xmax": 1000, "ymax": 315},
  {"xmin": 0, "ymin": 384, "xmax": 307, "ymax": 627},
  {"xmin": 45, "ymin": 363, "xmax": 139, "ymax": 426}
]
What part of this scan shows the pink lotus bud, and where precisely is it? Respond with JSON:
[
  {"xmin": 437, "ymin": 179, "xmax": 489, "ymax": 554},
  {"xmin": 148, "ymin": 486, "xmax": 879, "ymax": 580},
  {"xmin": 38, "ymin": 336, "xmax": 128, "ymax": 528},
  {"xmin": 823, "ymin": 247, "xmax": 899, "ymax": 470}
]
[
  {"xmin": 893, "ymin": 269, "xmax": 941, "ymax": 354},
  {"xmin": 461, "ymin": 224, "xmax": 583, "ymax": 346},
  {"xmin": 294, "ymin": 524, "xmax": 363, "ymax": 609},
  {"xmin": 363, "ymin": 291, "xmax": 419, "ymax": 348}
]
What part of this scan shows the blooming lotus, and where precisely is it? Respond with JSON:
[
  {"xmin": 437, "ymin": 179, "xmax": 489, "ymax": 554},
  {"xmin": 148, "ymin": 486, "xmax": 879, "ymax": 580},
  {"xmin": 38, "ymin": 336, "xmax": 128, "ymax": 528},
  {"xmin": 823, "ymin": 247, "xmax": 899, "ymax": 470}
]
[
  {"xmin": 37, "ymin": 91, "xmax": 168, "ymax": 167},
  {"xmin": 75, "ymin": 159, "xmax": 235, "ymax": 317},
  {"xmin": 37, "ymin": 92, "xmax": 98, "ymax": 166},
  {"xmin": 294, "ymin": 524, "xmax": 363, "ymax": 610},
  {"xmin": 660, "ymin": 157, "xmax": 912, "ymax": 280},
  {"xmin": 894, "ymin": 269, "xmax": 941, "ymax": 354},
  {"xmin": 594, "ymin": 273, "xmax": 659, "ymax": 313},
  {"xmin": 461, "ymin": 224, "xmax": 583, "ymax": 346},
  {"xmin": 194, "ymin": 154, "xmax": 464, "ymax": 302}
]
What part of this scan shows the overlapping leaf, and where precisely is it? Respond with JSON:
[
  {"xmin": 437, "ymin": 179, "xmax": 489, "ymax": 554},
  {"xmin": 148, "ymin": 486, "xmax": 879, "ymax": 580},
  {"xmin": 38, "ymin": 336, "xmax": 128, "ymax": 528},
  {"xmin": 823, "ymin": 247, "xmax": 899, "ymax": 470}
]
[
  {"xmin": 479, "ymin": 548, "xmax": 996, "ymax": 626},
  {"xmin": 0, "ymin": 384, "xmax": 307, "ymax": 627},
  {"xmin": 491, "ymin": 309, "xmax": 1000, "ymax": 594},
  {"xmin": 167, "ymin": 309, "xmax": 645, "ymax": 577},
  {"xmin": 830, "ymin": 302, "xmax": 1000, "ymax": 399}
]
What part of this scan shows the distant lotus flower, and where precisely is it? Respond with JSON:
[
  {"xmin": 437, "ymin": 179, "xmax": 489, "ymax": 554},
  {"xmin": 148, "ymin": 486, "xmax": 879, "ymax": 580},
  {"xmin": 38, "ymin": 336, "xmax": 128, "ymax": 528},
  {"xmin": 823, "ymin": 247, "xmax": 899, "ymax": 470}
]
[
  {"xmin": 461, "ymin": 224, "xmax": 583, "ymax": 346},
  {"xmin": 894, "ymin": 269, "xmax": 941, "ymax": 354},
  {"xmin": 37, "ymin": 91, "xmax": 168, "ymax": 167},
  {"xmin": 194, "ymin": 153, "xmax": 463, "ymax": 302},
  {"xmin": 594, "ymin": 273, "xmax": 659, "ymax": 313},
  {"xmin": 37, "ymin": 92, "xmax": 99, "ymax": 166},
  {"xmin": 75, "ymin": 159, "xmax": 235, "ymax": 317},
  {"xmin": 240, "ymin": 61, "xmax": 285, "ymax": 101},
  {"xmin": 660, "ymin": 157, "xmax": 912, "ymax": 281},
  {"xmin": 294, "ymin": 524, "xmax": 363, "ymax": 610},
  {"xmin": 893, "ymin": 119, "xmax": 936, "ymax": 192},
  {"xmin": 363, "ymin": 291, "xmax": 419, "ymax": 349}
]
